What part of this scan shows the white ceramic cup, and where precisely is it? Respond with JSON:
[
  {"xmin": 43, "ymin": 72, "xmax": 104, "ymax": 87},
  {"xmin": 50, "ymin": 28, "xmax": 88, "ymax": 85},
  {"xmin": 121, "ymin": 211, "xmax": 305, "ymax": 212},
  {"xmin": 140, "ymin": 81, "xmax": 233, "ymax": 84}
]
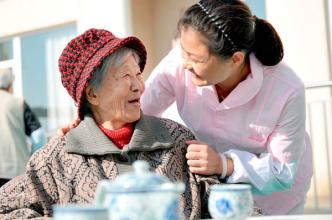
[
  {"xmin": 53, "ymin": 204, "xmax": 109, "ymax": 220},
  {"xmin": 208, "ymin": 184, "xmax": 253, "ymax": 220}
]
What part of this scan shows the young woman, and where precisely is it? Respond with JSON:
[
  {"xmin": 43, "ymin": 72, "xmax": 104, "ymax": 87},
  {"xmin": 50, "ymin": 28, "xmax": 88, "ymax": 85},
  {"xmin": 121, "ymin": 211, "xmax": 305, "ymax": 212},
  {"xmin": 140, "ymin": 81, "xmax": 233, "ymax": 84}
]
[{"xmin": 141, "ymin": 0, "xmax": 313, "ymax": 215}]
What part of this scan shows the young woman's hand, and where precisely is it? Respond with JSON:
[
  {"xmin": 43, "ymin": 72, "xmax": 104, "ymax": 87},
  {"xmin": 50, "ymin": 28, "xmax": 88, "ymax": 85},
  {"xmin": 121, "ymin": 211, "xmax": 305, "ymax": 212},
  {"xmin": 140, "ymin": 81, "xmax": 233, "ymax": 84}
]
[
  {"xmin": 57, "ymin": 118, "xmax": 81, "ymax": 136},
  {"xmin": 185, "ymin": 140, "xmax": 223, "ymax": 175}
]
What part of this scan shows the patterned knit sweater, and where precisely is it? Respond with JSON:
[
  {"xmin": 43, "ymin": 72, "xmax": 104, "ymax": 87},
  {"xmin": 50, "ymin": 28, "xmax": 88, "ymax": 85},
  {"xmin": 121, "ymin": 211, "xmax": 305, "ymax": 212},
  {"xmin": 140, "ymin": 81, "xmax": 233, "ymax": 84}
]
[{"xmin": 0, "ymin": 114, "xmax": 221, "ymax": 220}]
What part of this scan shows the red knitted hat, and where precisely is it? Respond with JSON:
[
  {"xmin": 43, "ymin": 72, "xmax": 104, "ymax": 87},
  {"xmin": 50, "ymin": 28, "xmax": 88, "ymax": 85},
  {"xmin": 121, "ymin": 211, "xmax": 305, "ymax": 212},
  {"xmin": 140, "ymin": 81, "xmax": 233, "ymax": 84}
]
[{"xmin": 58, "ymin": 28, "xmax": 147, "ymax": 119}]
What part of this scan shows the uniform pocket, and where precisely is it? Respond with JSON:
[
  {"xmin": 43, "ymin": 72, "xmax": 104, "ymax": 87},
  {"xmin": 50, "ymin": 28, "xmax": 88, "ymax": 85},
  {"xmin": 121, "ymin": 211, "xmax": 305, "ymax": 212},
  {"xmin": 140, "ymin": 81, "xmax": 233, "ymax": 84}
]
[{"xmin": 248, "ymin": 124, "xmax": 272, "ymax": 143}]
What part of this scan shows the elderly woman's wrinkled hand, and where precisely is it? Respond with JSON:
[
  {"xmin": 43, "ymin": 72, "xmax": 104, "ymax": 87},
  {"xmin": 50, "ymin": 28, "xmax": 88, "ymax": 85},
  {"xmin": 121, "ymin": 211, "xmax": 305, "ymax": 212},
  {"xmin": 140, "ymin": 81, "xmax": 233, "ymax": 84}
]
[{"xmin": 57, "ymin": 118, "xmax": 80, "ymax": 136}]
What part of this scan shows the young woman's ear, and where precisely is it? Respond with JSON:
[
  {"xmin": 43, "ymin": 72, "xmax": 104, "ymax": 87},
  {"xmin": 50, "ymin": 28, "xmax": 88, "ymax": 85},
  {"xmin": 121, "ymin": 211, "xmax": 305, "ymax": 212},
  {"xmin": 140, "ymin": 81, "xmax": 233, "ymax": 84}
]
[
  {"xmin": 85, "ymin": 86, "xmax": 99, "ymax": 105},
  {"xmin": 232, "ymin": 51, "xmax": 246, "ymax": 66}
]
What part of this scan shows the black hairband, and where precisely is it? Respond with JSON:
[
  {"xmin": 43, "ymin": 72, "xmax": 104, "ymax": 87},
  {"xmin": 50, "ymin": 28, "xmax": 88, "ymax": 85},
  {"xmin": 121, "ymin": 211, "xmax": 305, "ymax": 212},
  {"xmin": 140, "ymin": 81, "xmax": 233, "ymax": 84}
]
[{"xmin": 197, "ymin": 0, "xmax": 237, "ymax": 51}]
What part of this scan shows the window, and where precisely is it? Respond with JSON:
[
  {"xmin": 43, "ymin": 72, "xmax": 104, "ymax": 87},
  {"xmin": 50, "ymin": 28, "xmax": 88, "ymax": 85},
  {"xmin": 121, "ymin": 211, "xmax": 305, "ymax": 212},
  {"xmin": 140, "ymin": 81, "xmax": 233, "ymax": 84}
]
[
  {"xmin": 20, "ymin": 25, "xmax": 77, "ymax": 132},
  {"xmin": 1, "ymin": 25, "xmax": 77, "ymax": 134}
]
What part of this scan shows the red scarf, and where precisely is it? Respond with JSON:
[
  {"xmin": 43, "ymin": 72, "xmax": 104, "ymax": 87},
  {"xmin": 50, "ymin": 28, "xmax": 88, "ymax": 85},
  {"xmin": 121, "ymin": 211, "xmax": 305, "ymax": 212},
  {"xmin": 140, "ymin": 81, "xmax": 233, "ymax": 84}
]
[{"xmin": 98, "ymin": 123, "xmax": 134, "ymax": 149}]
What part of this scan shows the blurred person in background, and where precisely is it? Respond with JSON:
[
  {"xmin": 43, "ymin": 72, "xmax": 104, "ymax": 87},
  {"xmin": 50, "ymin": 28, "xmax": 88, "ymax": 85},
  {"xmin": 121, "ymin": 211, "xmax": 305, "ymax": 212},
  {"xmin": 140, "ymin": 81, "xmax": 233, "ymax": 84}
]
[{"xmin": 0, "ymin": 68, "xmax": 46, "ymax": 187}]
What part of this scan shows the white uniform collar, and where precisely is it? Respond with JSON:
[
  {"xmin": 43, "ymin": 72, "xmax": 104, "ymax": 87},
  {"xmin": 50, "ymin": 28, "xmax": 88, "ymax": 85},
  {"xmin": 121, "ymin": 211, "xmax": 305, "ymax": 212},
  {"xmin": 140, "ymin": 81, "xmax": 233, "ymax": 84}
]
[{"xmin": 216, "ymin": 54, "xmax": 264, "ymax": 110}]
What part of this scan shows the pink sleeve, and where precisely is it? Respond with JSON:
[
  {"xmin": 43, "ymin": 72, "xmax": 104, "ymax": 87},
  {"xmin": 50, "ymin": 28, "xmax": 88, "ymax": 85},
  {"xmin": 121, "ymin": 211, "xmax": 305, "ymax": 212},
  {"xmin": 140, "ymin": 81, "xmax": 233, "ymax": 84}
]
[{"xmin": 141, "ymin": 47, "xmax": 183, "ymax": 116}]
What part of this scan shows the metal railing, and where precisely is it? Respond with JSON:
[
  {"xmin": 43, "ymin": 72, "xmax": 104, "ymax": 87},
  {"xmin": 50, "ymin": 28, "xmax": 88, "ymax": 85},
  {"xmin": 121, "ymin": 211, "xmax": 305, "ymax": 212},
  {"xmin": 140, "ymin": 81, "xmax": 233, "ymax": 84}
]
[
  {"xmin": 305, "ymin": 81, "xmax": 332, "ymax": 89},
  {"xmin": 305, "ymin": 80, "xmax": 332, "ymax": 214}
]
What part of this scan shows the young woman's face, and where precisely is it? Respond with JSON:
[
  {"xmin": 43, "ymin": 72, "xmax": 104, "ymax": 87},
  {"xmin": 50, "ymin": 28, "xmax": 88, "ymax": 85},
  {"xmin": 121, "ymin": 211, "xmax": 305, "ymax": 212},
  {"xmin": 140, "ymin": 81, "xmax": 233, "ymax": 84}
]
[{"xmin": 180, "ymin": 27, "xmax": 235, "ymax": 86}]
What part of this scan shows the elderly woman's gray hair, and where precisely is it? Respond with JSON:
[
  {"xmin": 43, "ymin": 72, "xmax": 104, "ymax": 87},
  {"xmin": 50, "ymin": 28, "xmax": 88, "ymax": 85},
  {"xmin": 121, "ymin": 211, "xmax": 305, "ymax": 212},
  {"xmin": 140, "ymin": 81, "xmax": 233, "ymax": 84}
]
[{"xmin": 0, "ymin": 68, "xmax": 14, "ymax": 90}]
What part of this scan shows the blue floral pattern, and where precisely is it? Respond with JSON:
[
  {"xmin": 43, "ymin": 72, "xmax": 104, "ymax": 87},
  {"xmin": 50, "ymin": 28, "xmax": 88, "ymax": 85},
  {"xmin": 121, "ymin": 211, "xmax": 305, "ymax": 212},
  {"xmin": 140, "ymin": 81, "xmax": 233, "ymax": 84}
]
[
  {"xmin": 208, "ymin": 184, "xmax": 253, "ymax": 220},
  {"xmin": 216, "ymin": 198, "xmax": 233, "ymax": 214}
]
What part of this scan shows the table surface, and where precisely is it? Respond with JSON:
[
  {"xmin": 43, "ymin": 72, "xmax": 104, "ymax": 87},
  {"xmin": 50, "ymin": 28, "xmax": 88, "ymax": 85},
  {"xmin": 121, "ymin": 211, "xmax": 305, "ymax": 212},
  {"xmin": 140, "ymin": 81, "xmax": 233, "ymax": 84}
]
[
  {"xmin": 30, "ymin": 214, "xmax": 332, "ymax": 220},
  {"xmin": 250, "ymin": 214, "xmax": 332, "ymax": 220},
  {"xmin": 204, "ymin": 214, "xmax": 332, "ymax": 220}
]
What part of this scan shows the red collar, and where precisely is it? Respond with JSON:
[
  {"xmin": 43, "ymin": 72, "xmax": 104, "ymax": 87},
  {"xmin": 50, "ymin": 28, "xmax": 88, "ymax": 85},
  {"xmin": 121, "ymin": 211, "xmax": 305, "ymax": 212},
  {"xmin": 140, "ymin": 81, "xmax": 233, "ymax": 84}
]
[{"xmin": 98, "ymin": 123, "xmax": 134, "ymax": 149}]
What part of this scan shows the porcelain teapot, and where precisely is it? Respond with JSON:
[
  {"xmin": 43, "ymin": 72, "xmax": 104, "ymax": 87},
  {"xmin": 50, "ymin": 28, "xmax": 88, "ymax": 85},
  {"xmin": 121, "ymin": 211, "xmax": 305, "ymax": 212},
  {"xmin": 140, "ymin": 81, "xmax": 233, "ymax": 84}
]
[{"xmin": 94, "ymin": 160, "xmax": 185, "ymax": 220}]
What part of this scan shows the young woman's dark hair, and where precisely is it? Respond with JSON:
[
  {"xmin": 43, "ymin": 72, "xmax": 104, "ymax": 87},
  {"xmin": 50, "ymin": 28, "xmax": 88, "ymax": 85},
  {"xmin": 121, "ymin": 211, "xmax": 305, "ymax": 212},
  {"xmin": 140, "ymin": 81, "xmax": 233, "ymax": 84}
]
[{"xmin": 178, "ymin": 0, "xmax": 283, "ymax": 66}]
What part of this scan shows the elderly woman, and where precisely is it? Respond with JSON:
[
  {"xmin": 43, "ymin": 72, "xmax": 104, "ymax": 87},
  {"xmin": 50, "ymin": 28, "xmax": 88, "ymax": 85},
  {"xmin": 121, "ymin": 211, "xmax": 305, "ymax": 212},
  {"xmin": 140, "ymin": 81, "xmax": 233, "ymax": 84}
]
[{"xmin": 0, "ymin": 28, "xmax": 220, "ymax": 220}]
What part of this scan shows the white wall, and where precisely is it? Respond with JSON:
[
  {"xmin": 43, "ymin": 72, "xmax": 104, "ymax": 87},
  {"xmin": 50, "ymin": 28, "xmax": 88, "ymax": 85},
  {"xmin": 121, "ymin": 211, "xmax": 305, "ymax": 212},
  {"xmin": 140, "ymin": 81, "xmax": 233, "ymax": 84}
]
[
  {"xmin": 266, "ymin": 0, "xmax": 330, "ymax": 84},
  {"xmin": 77, "ymin": 0, "xmax": 132, "ymax": 37},
  {"xmin": 0, "ymin": 0, "xmax": 79, "ymax": 37},
  {"xmin": 0, "ymin": 0, "xmax": 132, "ymax": 38}
]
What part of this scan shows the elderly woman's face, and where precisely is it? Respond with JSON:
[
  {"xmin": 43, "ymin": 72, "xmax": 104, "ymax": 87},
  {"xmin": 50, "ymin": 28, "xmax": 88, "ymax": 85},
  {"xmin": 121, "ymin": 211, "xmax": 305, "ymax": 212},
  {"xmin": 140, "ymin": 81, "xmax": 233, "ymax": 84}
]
[{"xmin": 88, "ymin": 53, "xmax": 145, "ymax": 129}]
